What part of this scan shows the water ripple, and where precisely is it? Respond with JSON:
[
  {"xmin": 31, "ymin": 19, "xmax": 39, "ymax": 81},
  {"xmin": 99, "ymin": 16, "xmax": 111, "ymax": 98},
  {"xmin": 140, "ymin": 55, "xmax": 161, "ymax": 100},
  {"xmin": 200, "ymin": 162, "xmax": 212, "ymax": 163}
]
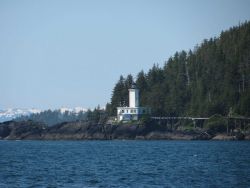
[{"xmin": 0, "ymin": 141, "xmax": 250, "ymax": 187}]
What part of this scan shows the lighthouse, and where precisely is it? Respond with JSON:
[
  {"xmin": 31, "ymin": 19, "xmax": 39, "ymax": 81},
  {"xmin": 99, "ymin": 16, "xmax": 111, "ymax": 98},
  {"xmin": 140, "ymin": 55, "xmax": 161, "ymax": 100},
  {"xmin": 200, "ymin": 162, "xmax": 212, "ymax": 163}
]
[
  {"xmin": 129, "ymin": 83, "xmax": 139, "ymax": 108},
  {"xmin": 117, "ymin": 83, "xmax": 150, "ymax": 121}
]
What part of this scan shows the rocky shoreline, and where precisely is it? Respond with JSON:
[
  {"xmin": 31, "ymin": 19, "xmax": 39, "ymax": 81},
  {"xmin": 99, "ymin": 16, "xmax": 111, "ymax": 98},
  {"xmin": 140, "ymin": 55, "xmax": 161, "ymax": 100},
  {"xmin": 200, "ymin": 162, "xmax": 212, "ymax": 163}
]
[{"xmin": 0, "ymin": 120, "xmax": 248, "ymax": 141}]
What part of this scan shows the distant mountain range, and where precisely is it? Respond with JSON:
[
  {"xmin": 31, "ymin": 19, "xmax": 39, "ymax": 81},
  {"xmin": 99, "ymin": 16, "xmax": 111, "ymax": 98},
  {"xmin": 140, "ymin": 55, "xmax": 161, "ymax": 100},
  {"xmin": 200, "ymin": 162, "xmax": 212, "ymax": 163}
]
[
  {"xmin": 0, "ymin": 108, "xmax": 41, "ymax": 122},
  {"xmin": 0, "ymin": 107, "xmax": 87, "ymax": 122}
]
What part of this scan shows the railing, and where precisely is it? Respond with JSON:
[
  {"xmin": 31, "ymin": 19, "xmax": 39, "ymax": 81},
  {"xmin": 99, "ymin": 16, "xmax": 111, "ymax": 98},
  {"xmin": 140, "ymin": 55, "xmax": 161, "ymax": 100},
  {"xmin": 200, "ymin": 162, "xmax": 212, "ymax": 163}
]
[
  {"xmin": 151, "ymin": 116, "xmax": 250, "ymax": 120},
  {"xmin": 151, "ymin": 117, "xmax": 209, "ymax": 120}
]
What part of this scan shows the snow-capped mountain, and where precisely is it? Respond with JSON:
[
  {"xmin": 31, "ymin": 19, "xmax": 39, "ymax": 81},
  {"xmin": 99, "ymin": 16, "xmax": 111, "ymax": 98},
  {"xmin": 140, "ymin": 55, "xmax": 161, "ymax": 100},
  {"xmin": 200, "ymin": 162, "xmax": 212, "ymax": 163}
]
[
  {"xmin": 0, "ymin": 108, "xmax": 41, "ymax": 122},
  {"xmin": 0, "ymin": 107, "xmax": 88, "ymax": 123}
]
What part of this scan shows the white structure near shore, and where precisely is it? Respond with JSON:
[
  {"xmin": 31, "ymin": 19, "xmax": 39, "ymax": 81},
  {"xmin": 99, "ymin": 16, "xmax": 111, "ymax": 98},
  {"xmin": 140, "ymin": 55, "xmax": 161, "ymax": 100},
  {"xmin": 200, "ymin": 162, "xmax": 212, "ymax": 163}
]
[{"xmin": 117, "ymin": 83, "xmax": 150, "ymax": 121}]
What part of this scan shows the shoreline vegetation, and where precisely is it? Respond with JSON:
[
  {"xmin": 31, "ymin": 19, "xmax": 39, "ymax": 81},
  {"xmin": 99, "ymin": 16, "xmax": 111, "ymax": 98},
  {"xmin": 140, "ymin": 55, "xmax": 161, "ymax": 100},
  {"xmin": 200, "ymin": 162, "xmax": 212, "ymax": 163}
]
[{"xmin": 0, "ymin": 117, "xmax": 249, "ymax": 141}]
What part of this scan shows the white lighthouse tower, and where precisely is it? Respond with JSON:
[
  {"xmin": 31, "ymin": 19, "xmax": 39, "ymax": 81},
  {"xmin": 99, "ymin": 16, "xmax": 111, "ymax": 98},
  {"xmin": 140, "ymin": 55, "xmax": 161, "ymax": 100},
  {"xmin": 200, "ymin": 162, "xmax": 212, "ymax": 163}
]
[
  {"xmin": 117, "ymin": 83, "xmax": 150, "ymax": 121},
  {"xmin": 129, "ymin": 83, "xmax": 139, "ymax": 108}
]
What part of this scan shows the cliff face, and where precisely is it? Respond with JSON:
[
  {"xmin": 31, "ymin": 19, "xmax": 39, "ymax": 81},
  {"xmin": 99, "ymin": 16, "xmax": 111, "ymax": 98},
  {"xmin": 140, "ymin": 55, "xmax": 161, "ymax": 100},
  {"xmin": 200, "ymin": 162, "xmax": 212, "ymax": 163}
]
[{"xmin": 0, "ymin": 120, "xmax": 247, "ymax": 140}]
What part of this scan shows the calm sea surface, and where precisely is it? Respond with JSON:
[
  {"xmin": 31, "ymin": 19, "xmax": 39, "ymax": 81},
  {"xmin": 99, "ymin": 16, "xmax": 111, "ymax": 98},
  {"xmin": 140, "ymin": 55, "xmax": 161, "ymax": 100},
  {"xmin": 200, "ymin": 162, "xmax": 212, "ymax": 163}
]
[{"xmin": 0, "ymin": 140, "xmax": 250, "ymax": 188}]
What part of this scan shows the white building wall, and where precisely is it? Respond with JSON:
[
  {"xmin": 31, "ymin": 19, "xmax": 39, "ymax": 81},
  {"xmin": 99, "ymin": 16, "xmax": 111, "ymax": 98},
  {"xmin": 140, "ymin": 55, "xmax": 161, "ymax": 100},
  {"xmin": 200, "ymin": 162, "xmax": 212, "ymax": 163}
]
[
  {"xmin": 129, "ymin": 89, "xmax": 139, "ymax": 107},
  {"xmin": 117, "ymin": 86, "xmax": 150, "ymax": 122}
]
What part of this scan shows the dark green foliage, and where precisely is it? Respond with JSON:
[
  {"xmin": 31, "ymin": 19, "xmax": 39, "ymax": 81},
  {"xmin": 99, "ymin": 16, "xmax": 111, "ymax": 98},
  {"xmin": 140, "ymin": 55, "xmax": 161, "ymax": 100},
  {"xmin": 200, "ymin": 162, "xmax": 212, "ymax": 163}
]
[
  {"xmin": 109, "ymin": 75, "xmax": 134, "ymax": 115},
  {"xmin": 136, "ymin": 70, "xmax": 148, "ymax": 106},
  {"xmin": 86, "ymin": 106, "xmax": 107, "ymax": 124},
  {"xmin": 138, "ymin": 114, "xmax": 151, "ymax": 125},
  {"xmin": 204, "ymin": 114, "xmax": 227, "ymax": 133},
  {"xmin": 15, "ymin": 109, "xmax": 87, "ymax": 126},
  {"xmin": 109, "ymin": 21, "xmax": 250, "ymax": 117}
]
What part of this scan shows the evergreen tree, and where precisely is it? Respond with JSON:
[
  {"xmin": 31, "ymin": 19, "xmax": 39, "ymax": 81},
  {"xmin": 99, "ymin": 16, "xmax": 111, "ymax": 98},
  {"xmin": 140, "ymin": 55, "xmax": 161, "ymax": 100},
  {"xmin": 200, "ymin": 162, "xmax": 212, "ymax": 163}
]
[{"xmin": 109, "ymin": 21, "xmax": 250, "ymax": 117}]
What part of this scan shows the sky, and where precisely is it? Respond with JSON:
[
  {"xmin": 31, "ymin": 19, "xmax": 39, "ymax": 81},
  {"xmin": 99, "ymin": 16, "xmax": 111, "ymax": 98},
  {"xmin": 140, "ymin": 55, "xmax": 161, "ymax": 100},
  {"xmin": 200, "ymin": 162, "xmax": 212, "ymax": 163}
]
[{"xmin": 0, "ymin": 0, "xmax": 250, "ymax": 110}]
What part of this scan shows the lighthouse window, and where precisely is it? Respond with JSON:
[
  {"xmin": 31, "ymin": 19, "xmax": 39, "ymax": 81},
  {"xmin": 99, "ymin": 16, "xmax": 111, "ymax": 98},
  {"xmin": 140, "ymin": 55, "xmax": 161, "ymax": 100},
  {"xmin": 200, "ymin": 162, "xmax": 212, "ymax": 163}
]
[{"xmin": 130, "ymin": 109, "xmax": 136, "ymax": 113}]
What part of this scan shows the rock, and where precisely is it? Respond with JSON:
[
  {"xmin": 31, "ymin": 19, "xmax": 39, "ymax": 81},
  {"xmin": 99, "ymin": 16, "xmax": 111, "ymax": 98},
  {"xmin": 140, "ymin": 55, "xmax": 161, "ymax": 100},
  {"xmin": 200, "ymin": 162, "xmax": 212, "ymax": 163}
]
[
  {"xmin": 0, "ymin": 120, "xmax": 45, "ymax": 140},
  {"xmin": 135, "ymin": 136, "xmax": 145, "ymax": 140},
  {"xmin": 235, "ymin": 132, "xmax": 245, "ymax": 140},
  {"xmin": 193, "ymin": 132, "xmax": 212, "ymax": 140},
  {"xmin": 212, "ymin": 134, "xmax": 236, "ymax": 140},
  {"xmin": 212, "ymin": 132, "xmax": 246, "ymax": 141},
  {"xmin": 0, "ymin": 120, "xmax": 247, "ymax": 141},
  {"xmin": 245, "ymin": 135, "xmax": 250, "ymax": 140},
  {"xmin": 0, "ymin": 124, "xmax": 11, "ymax": 139},
  {"xmin": 145, "ymin": 131, "xmax": 194, "ymax": 140}
]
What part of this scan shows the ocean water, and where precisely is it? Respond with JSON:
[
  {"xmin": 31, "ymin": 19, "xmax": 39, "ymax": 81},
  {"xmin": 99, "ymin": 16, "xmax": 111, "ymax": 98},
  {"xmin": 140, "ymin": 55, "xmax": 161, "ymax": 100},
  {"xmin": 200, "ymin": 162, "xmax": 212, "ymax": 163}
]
[{"xmin": 0, "ymin": 141, "xmax": 250, "ymax": 188}]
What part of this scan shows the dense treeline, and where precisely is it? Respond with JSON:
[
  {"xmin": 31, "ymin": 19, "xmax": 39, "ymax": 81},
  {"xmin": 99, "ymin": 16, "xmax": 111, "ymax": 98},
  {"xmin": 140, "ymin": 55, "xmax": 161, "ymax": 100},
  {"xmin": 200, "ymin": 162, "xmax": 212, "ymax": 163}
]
[
  {"xmin": 14, "ymin": 106, "xmax": 106, "ymax": 126},
  {"xmin": 107, "ymin": 21, "xmax": 250, "ymax": 117},
  {"xmin": 15, "ymin": 110, "xmax": 87, "ymax": 126}
]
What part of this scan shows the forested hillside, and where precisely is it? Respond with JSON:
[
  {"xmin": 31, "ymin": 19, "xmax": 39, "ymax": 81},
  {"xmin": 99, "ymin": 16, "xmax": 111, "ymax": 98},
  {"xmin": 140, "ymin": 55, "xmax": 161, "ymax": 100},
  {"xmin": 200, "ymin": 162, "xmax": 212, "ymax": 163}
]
[
  {"xmin": 15, "ymin": 110, "xmax": 87, "ymax": 126},
  {"xmin": 107, "ymin": 21, "xmax": 250, "ymax": 117}
]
